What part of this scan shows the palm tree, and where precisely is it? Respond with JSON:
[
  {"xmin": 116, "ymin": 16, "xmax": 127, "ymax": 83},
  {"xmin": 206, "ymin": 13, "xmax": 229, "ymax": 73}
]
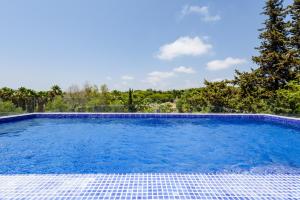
[
  {"xmin": 13, "ymin": 87, "xmax": 27, "ymax": 111},
  {"xmin": 25, "ymin": 89, "xmax": 37, "ymax": 113},
  {"xmin": 0, "ymin": 87, "xmax": 14, "ymax": 102},
  {"xmin": 49, "ymin": 85, "xmax": 63, "ymax": 100},
  {"xmin": 12, "ymin": 87, "xmax": 37, "ymax": 112},
  {"xmin": 37, "ymin": 91, "xmax": 49, "ymax": 112}
]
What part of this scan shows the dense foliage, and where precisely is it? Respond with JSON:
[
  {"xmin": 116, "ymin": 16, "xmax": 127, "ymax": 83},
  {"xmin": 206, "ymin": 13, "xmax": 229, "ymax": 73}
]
[{"xmin": 0, "ymin": 0, "xmax": 299, "ymax": 115}]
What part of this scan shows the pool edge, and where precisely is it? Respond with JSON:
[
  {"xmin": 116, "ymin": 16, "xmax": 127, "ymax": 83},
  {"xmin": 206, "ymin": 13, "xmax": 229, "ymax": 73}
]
[
  {"xmin": 0, "ymin": 173, "xmax": 299, "ymax": 199},
  {"xmin": 1, "ymin": 113, "xmax": 299, "ymax": 128}
]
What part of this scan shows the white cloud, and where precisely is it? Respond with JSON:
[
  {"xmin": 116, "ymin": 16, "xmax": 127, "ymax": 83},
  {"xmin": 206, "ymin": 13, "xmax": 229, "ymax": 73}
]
[
  {"xmin": 181, "ymin": 5, "xmax": 221, "ymax": 22},
  {"xmin": 149, "ymin": 71, "xmax": 175, "ymax": 79},
  {"xmin": 144, "ymin": 66, "xmax": 196, "ymax": 85},
  {"xmin": 145, "ymin": 71, "xmax": 175, "ymax": 85},
  {"xmin": 173, "ymin": 66, "xmax": 196, "ymax": 74},
  {"xmin": 157, "ymin": 36, "xmax": 212, "ymax": 60},
  {"xmin": 206, "ymin": 57, "xmax": 247, "ymax": 71},
  {"xmin": 121, "ymin": 75, "xmax": 134, "ymax": 80}
]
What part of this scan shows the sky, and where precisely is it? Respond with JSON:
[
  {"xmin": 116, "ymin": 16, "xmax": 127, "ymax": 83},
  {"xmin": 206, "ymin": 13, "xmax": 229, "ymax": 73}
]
[{"xmin": 0, "ymin": 0, "xmax": 289, "ymax": 91}]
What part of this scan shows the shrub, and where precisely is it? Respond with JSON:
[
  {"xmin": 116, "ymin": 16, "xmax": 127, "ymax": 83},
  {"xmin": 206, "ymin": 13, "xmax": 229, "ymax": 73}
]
[
  {"xmin": 158, "ymin": 102, "xmax": 176, "ymax": 113},
  {"xmin": 273, "ymin": 80, "xmax": 300, "ymax": 114},
  {"xmin": 0, "ymin": 100, "xmax": 23, "ymax": 115},
  {"xmin": 45, "ymin": 96, "xmax": 69, "ymax": 112}
]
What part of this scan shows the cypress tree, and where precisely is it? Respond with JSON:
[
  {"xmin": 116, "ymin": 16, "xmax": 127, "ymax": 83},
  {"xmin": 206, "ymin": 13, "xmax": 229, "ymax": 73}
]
[
  {"xmin": 290, "ymin": 0, "xmax": 300, "ymax": 72},
  {"xmin": 253, "ymin": 0, "xmax": 295, "ymax": 90},
  {"xmin": 290, "ymin": 0, "xmax": 300, "ymax": 50},
  {"xmin": 128, "ymin": 88, "xmax": 136, "ymax": 112}
]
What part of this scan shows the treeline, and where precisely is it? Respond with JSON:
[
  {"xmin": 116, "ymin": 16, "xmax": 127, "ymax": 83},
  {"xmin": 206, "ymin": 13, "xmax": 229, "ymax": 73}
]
[
  {"xmin": 0, "ymin": 77, "xmax": 298, "ymax": 114},
  {"xmin": 0, "ymin": 84, "xmax": 184, "ymax": 113},
  {"xmin": 0, "ymin": 85, "xmax": 63, "ymax": 114},
  {"xmin": 0, "ymin": 0, "xmax": 299, "ymax": 115}
]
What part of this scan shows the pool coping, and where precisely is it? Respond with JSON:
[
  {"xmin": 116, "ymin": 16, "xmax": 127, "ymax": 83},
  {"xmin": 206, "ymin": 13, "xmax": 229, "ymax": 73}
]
[
  {"xmin": 1, "ymin": 112, "xmax": 300, "ymax": 129},
  {"xmin": 0, "ymin": 113, "xmax": 299, "ymax": 199}
]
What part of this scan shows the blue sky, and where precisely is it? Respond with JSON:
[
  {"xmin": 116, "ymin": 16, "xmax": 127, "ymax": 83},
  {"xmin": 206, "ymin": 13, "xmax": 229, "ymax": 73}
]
[{"xmin": 0, "ymin": 0, "xmax": 287, "ymax": 91}]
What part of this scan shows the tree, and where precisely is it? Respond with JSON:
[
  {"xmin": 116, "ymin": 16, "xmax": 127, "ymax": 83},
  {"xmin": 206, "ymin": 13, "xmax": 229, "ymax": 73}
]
[
  {"xmin": 202, "ymin": 80, "xmax": 239, "ymax": 112},
  {"xmin": 65, "ymin": 84, "xmax": 84, "ymax": 111},
  {"xmin": 36, "ymin": 91, "xmax": 49, "ymax": 112},
  {"xmin": 128, "ymin": 88, "xmax": 136, "ymax": 112},
  {"xmin": 99, "ymin": 84, "xmax": 110, "ymax": 105},
  {"xmin": 49, "ymin": 85, "xmax": 63, "ymax": 100},
  {"xmin": 253, "ymin": 0, "xmax": 296, "ymax": 90},
  {"xmin": 234, "ymin": 70, "xmax": 272, "ymax": 113},
  {"xmin": 83, "ymin": 83, "xmax": 98, "ymax": 100},
  {"xmin": 45, "ymin": 96, "xmax": 69, "ymax": 112},
  {"xmin": 25, "ymin": 88, "xmax": 37, "ymax": 113},
  {"xmin": 289, "ymin": 0, "xmax": 300, "ymax": 72},
  {"xmin": 0, "ymin": 87, "xmax": 14, "ymax": 102},
  {"xmin": 9, "ymin": 87, "xmax": 36, "ymax": 112},
  {"xmin": 234, "ymin": 69, "xmax": 262, "ymax": 98},
  {"xmin": 273, "ymin": 76, "xmax": 300, "ymax": 114},
  {"xmin": 176, "ymin": 88, "xmax": 208, "ymax": 113},
  {"xmin": 158, "ymin": 102, "xmax": 176, "ymax": 113},
  {"xmin": 290, "ymin": 0, "xmax": 300, "ymax": 51},
  {"xmin": 12, "ymin": 87, "xmax": 28, "ymax": 111}
]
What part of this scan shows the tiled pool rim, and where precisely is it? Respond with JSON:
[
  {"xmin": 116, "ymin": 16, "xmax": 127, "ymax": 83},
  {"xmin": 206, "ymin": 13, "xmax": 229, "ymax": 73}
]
[
  {"xmin": 0, "ymin": 113, "xmax": 299, "ymax": 199},
  {"xmin": 1, "ymin": 113, "xmax": 300, "ymax": 128},
  {"xmin": 1, "ymin": 174, "xmax": 299, "ymax": 199}
]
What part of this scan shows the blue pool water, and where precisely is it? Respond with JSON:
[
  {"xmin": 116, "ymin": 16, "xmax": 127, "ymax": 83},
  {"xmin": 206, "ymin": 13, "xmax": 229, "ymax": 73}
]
[{"xmin": 0, "ymin": 117, "xmax": 299, "ymax": 174}]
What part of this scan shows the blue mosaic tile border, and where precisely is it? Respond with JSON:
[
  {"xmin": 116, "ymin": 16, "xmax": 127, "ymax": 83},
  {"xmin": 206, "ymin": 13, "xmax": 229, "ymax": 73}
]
[
  {"xmin": 1, "ymin": 113, "xmax": 299, "ymax": 128},
  {"xmin": 0, "ymin": 113, "xmax": 35, "ymax": 123},
  {"xmin": 33, "ymin": 113, "xmax": 266, "ymax": 119},
  {"xmin": 263, "ymin": 114, "xmax": 300, "ymax": 129},
  {"xmin": 0, "ymin": 174, "xmax": 299, "ymax": 199}
]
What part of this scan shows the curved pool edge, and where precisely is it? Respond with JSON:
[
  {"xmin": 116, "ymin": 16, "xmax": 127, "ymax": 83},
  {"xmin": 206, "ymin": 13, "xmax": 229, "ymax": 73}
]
[{"xmin": 0, "ymin": 173, "xmax": 299, "ymax": 199}]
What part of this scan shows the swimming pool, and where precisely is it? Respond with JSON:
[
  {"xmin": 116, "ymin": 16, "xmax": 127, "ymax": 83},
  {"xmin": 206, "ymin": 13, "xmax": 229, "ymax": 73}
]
[{"xmin": 1, "ymin": 113, "xmax": 299, "ymax": 174}]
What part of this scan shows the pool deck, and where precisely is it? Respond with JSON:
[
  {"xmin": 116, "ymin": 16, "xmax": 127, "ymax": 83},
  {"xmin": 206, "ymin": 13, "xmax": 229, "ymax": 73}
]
[
  {"xmin": 0, "ymin": 113, "xmax": 299, "ymax": 199},
  {"xmin": 0, "ymin": 174, "xmax": 299, "ymax": 199}
]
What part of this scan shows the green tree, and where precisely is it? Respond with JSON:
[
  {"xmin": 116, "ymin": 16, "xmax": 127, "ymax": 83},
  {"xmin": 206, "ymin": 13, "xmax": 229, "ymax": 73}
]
[
  {"xmin": 158, "ymin": 102, "xmax": 176, "ymax": 113},
  {"xmin": 25, "ymin": 88, "xmax": 37, "ymax": 113},
  {"xmin": 12, "ymin": 87, "xmax": 36, "ymax": 112},
  {"xmin": 273, "ymin": 77, "xmax": 300, "ymax": 114},
  {"xmin": 289, "ymin": 0, "xmax": 300, "ymax": 72},
  {"xmin": 99, "ymin": 84, "xmax": 110, "ymax": 105},
  {"xmin": 12, "ymin": 87, "xmax": 27, "ymax": 110},
  {"xmin": 202, "ymin": 80, "xmax": 239, "ymax": 112},
  {"xmin": 234, "ymin": 70, "xmax": 272, "ymax": 113},
  {"xmin": 0, "ymin": 87, "xmax": 14, "ymax": 102},
  {"xmin": 49, "ymin": 85, "xmax": 63, "ymax": 100},
  {"xmin": 176, "ymin": 88, "xmax": 208, "ymax": 113},
  {"xmin": 128, "ymin": 88, "xmax": 136, "ymax": 112},
  {"xmin": 65, "ymin": 84, "xmax": 85, "ymax": 111},
  {"xmin": 0, "ymin": 100, "xmax": 23, "ymax": 115},
  {"xmin": 45, "ymin": 96, "xmax": 69, "ymax": 112},
  {"xmin": 136, "ymin": 98, "xmax": 157, "ymax": 113},
  {"xmin": 253, "ymin": 0, "xmax": 296, "ymax": 90},
  {"xmin": 36, "ymin": 91, "xmax": 49, "ymax": 112},
  {"xmin": 290, "ymin": 0, "xmax": 300, "ymax": 52}
]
